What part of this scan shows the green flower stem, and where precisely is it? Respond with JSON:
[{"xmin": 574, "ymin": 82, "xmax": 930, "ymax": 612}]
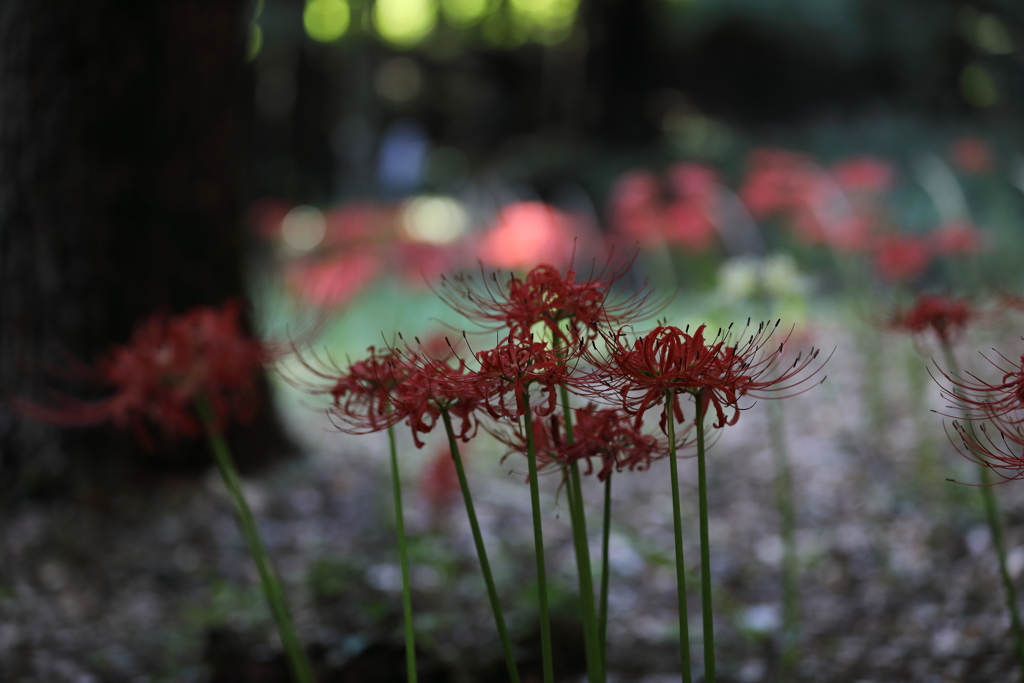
[
  {"xmin": 195, "ymin": 396, "xmax": 313, "ymax": 683},
  {"xmin": 693, "ymin": 393, "xmax": 716, "ymax": 683},
  {"xmin": 666, "ymin": 391, "xmax": 693, "ymax": 683},
  {"xmin": 767, "ymin": 400, "xmax": 798, "ymax": 679},
  {"xmin": 388, "ymin": 424, "xmax": 418, "ymax": 683},
  {"xmin": 559, "ymin": 384, "xmax": 604, "ymax": 682},
  {"xmin": 941, "ymin": 343, "xmax": 1024, "ymax": 678},
  {"xmin": 521, "ymin": 393, "xmax": 554, "ymax": 683},
  {"xmin": 440, "ymin": 408, "xmax": 520, "ymax": 683},
  {"xmin": 599, "ymin": 471, "xmax": 613, "ymax": 663}
]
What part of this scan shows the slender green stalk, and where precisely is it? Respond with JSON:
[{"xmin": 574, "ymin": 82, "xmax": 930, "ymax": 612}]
[
  {"xmin": 665, "ymin": 391, "xmax": 693, "ymax": 683},
  {"xmin": 693, "ymin": 393, "xmax": 716, "ymax": 683},
  {"xmin": 388, "ymin": 424, "xmax": 418, "ymax": 683},
  {"xmin": 941, "ymin": 343, "xmax": 1024, "ymax": 678},
  {"xmin": 767, "ymin": 400, "xmax": 798, "ymax": 679},
  {"xmin": 440, "ymin": 409, "xmax": 520, "ymax": 683},
  {"xmin": 598, "ymin": 471, "xmax": 613, "ymax": 663},
  {"xmin": 978, "ymin": 465, "xmax": 1024, "ymax": 679},
  {"xmin": 559, "ymin": 385, "xmax": 605, "ymax": 682},
  {"xmin": 195, "ymin": 396, "xmax": 314, "ymax": 683},
  {"xmin": 521, "ymin": 394, "xmax": 554, "ymax": 683}
]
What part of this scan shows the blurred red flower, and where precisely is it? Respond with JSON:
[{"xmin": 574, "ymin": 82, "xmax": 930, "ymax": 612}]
[
  {"xmin": 286, "ymin": 251, "xmax": 381, "ymax": 307},
  {"xmin": 950, "ymin": 137, "xmax": 992, "ymax": 174},
  {"xmin": 17, "ymin": 301, "xmax": 266, "ymax": 444},
  {"xmin": 886, "ymin": 294, "xmax": 973, "ymax": 345},
  {"xmin": 478, "ymin": 202, "xmax": 577, "ymax": 270},
  {"xmin": 830, "ymin": 156, "xmax": 896, "ymax": 193},
  {"xmin": 931, "ymin": 221, "xmax": 983, "ymax": 256},
  {"xmin": 873, "ymin": 234, "xmax": 930, "ymax": 282}
]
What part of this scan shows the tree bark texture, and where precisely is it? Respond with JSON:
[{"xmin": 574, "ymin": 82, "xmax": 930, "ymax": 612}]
[{"xmin": 0, "ymin": 0, "xmax": 290, "ymax": 496}]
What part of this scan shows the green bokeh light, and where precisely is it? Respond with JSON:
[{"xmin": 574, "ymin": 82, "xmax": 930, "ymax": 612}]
[
  {"xmin": 374, "ymin": 0, "xmax": 439, "ymax": 48},
  {"xmin": 304, "ymin": 0, "xmax": 352, "ymax": 43},
  {"xmin": 441, "ymin": 0, "xmax": 489, "ymax": 26}
]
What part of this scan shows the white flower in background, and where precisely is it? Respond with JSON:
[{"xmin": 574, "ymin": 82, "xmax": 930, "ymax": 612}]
[
  {"xmin": 761, "ymin": 253, "xmax": 810, "ymax": 299},
  {"xmin": 716, "ymin": 253, "xmax": 811, "ymax": 304},
  {"xmin": 718, "ymin": 256, "xmax": 760, "ymax": 302}
]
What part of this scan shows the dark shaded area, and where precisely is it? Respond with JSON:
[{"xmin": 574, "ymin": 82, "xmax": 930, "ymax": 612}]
[{"xmin": 0, "ymin": 0, "xmax": 291, "ymax": 498}]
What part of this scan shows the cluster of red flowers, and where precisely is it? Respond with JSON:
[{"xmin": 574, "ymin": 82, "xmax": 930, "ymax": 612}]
[
  {"xmin": 18, "ymin": 301, "xmax": 266, "ymax": 445},
  {"xmin": 602, "ymin": 321, "xmax": 827, "ymax": 434},
  {"xmin": 306, "ymin": 261, "xmax": 826, "ymax": 485},
  {"xmin": 609, "ymin": 163, "xmax": 721, "ymax": 253}
]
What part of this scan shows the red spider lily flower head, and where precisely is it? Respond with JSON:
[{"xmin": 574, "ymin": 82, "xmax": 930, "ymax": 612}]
[
  {"xmin": 604, "ymin": 321, "xmax": 828, "ymax": 434},
  {"xmin": 386, "ymin": 347, "xmax": 485, "ymax": 448},
  {"xmin": 935, "ymin": 348, "xmax": 1024, "ymax": 426},
  {"xmin": 471, "ymin": 330, "xmax": 573, "ymax": 420},
  {"xmin": 931, "ymin": 221, "xmax": 983, "ymax": 256},
  {"xmin": 830, "ymin": 156, "xmax": 896, "ymax": 194},
  {"xmin": 433, "ymin": 257, "xmax": 661, "ymax": 347},
  {"xmin": 873, "ymin": 234, "xmax": 930, "ymax": 283},
  {"xmin": 947, "ymin": 420, "xmax": 1024, "ymax": 483},
  {"xmin": 885, "ymin": 294, "xmax": 974, "ymax": 346},
  {"xmin": 478, "ymin": 202, "xmax": 577, "ymax": 270},
  {"xmin": 566, "ymin": 404, "xmax": 687, "ymax": 481},
  {"xmin": 492, "ymin": 403, "xmax": 687, "ymax": 483},
  {"xmin": 17, "ymin": 301, "xmax": 266, "ymax": 445}
]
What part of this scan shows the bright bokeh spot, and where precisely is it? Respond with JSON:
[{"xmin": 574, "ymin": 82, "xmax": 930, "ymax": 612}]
[
  {"xmin": 478, "ymin": 202, "xmax": 575, "ymax": 269},
  {"xmin": 282, "ymin": 206, "xmax": 327, "ymax": 251},
  {"xmin": 402, "ymin": 196, "xmax": 469, "ymax": 245},
  {"xmin": 374, "ymin": 0, "xmax": 438, "ymax": 49},
  {"xmin": 509, "ymin": 0, "xmax": 578, "ymax": 42},
  {"xmin": 441, "ymin": 0, "xmax": 489, "ymax": 26},
  {"xmin": 304, "ymin": 0, "xmax": 351, "ymax": 43}
]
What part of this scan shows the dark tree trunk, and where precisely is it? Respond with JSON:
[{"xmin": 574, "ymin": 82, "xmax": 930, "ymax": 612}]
[{"xmin": 0, "ymin": 0, "xmax": 291, "ymax": 496}]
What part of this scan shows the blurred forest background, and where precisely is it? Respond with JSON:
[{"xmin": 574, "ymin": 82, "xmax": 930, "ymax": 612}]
[{"xmin": 5, "ymin": 0, "xmax": 1024, "ymax": 680}]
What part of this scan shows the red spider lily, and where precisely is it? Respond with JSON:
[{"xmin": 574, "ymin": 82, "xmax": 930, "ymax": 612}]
[
  {"xmin": 936, "ymin": 349, "xmax": 1024, "ymax": 427},
  {"xmin": 493, "ymin": 403, "xmax": 689, "ymax": 482},
  {"xmin": 17, "ymin": 301, "xmax": 266, "ymax": 444},
  {"xmin": 873, "ymin": 234, "xmax": 930, "ymax": 283},
  {"xmin": 566, "ymin": 404, "xmax": 682, "ymax": 480},
  {"xmin": 603, "ymin": 321, "xmax": 827, "ymax": 434},
  {"xmin": 433, "ymin": 259, "xmax": 660, "ymax": 347},
  {"xmin": 885, "ymin": 294, "xmax": 974, "ymax": 345},
  {"xmin": 947, "ymin": 421, "xmax": 1024, "ymax": 483},
  {"xmin": 289, "ymin": 334, "xmax": 484, "ymax": 448},
  {"xmin": 385, "ymin": 348, "xmax": 485, "ymax": 448},
  {"xmin": 471, "ymin": 331, "xmax": 572, "ymax": 420}
]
